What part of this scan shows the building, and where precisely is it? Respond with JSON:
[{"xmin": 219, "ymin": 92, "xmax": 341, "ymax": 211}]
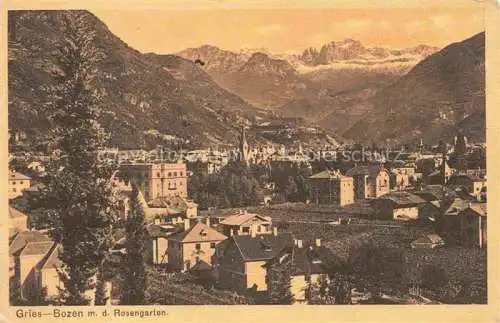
[
  {"xmin": 457, "ymin": 203, "xmax": 487, "ymax": 248},
  {"xmin": 9, "ymin": 231, "xmax": 110, "ymax": 304},
  {"xmin": 168, "ymin": 220, "xmax": 227, "ymax": 272},
  {"xmin": 390, "ymin": 169, "xmax": 410, "ymax": 190},
  {"xmin": 147, "ymin": 196, "xmax": 199, "ymax": 220},
  {"xmin": 447, "ymin": 174, "xmax": 486, "ymax": 201},
  {"xmin": 119, "ymin": 163, "xmax": 188, "ymax": 200},
  {"xmin": 413, "ymin": 185, "xmax": 455, "ymax": 202},
  {"xmin": 9, "ymin": 231, "xmax": 60, "ymax": 301},
  {"xmin": 288, "ymin": 239, "xmax": 330, "ymax": 304},
  {"xmin": 346, "ymin": 165, "xmax": 390, "ymax": 200},
  {"xmin": 308, "ymin": 170, "xmax": 354, "ymax": 206},
  {"xmin": 216, "ymin": 231, "xmax": 294, "ymax": 295},
  {"xmin": 145, "ymin": 221, "xmax": 183, "ymax": 265},
  {"xmin": 370, "ymin": 192, "xmax": 427, "ymax": 220},
  {"xmin": 437, "ymin": 198, "xmax": 471, "ymax": 244},
  {"xmin": 219, "ymin": 210, "xmax": 272, "ymax": 237},
  {"xmin": 9, "ymin": 207, "xmax": 29, "ymax": 233},
  {"xmin": 8, "ymin": 171, "xmax": 31, "ymax": 199}
]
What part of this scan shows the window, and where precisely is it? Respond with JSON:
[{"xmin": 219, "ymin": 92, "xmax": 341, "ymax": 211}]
[
  {"xmin": 210, "ymin": 242, "xmax": 216, "ymax": 249},
  {"xmin": 242, "ymin": 227, "xmax": 250, "ymax": 233},
  {"xmin": 180, "ymin": 172, "xmax": 184, "ymax": 176},
  {"xmin": 168, "ymin": 172, "xmax": 172, "ymax": 177},
  {"xmin": 157, "ymin": 172, "xmax": 160, "ymax": 178},
  {"xmin": 12, "ymin": 181, "xmax": 16, "ymax": 185},
  {"xmin": 20, "ymin": 181, "xmax": 23, "ymax": 185},
  {"xmin": 195, "ymin": 243, "xmax": 201, "ymax": 250},
  {"xmin": 257, "ymin": 226, "xmax": 262, "ymax": 233},
  {"xmin": 12, "ymin": 188, "xmax": 16, "ymax": 192},
  {"xmin": 174, "ymin": 172, "xmax": 178, "ymax": 177}
]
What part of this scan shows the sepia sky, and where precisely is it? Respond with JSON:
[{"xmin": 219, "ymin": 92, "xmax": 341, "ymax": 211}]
[{"xmin": 92, "ymin": 5, "xmax": 485, "ymax": 54}]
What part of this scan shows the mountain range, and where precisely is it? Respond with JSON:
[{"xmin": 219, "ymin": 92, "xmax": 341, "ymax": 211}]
[
  {"xmin": 177, "ymin": 40, "xmax": 439, "ymax": 112},
  {"xmin": 344, "ymin": 32, "xmax": 485, "ymax": 145},
  {"xmin": 8, "ymin": 10, "xmax": 284, "ymax": 149},
  {"xmin": 8, "ymin": 10, "xmax": 485, "ymax": 150},
  {"xmin": 177, "ymin": 33, "xmax": 485, "ymax": 144}
]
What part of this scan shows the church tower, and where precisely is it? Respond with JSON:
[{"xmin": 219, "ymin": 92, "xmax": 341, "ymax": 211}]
[
  {"xmin": 454, "ymin": 131, "xmax": 467, "ymax": 174},
  {"xmin": 239, "ymin": 125, "xmax": 249, "ymax": 167},
  {"xmin": 439, "ymin": 140, "xmax": 450, "ymax": 185}
]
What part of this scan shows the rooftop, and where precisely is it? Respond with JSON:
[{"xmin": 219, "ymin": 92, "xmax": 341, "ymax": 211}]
[
  {"xmin": 346, "ymin": 165, "xmax": 387, "ymax": 177},
  {"xmin": 220, "ymin": 211, "xmax": 271, "ymax": 226},
  {"xmin": 9, "ymin": 171, "xmax": 31, "ymax": 181},
  {"xmin": 9, "ymin": 230, "xmax": 52, "ymax": 255},
  {"xmin": 309, "ymin": 170, "xmax": 350, "ymax": 180},
  {"xmin": 168, "ymin": 222, "xmax": 227, "ymax": 243},
  {"xmin": 377, "ymin": 192, "xmax": 426, "ymax": 206},
  {"xmin": 230, "ymin": 232, "xmax": 294, "ymax": 261}
]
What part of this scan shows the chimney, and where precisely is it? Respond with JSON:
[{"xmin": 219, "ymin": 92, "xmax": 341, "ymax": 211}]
[
  {"xmin": 315, "ymin": 239, "xmax": 321, "ymax": 247},
  {"xmin": 297, "ymin": 240, "xmax": 303, "ymax": 248},
  {"xmin": 273, "ymin": 227, "xmax": 278, "ymax": 236},
  {"xmin": 184, "ymin": 218, "xmax": 190, "ymax": 231},
  {"xmin": 205, "ymin": 217, "xmax": 210, "ymax": 227}
]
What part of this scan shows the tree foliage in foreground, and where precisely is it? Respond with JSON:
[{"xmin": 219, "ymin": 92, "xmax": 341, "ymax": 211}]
[
  {"xmin": 266, "ymin": 258, "xmax": 294, "ymax": 304},
  {"xmin": 120, "ymin": 185, "xmax": 147, "ymax": 305},
  {"xmin": 40, "ymin": 11, "xmax": 117, "ymax": 305}
]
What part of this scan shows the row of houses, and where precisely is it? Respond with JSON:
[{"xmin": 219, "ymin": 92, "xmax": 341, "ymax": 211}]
[
  {"xmin": 9, "ymin": 205, "xmax": 327, "ymax": 304},
  {"xmin": 307, "ymin": 165, "xmax": 391, "ymax": 206},
  {"xmin": 369, "ymin": 186, "xmax": 487, "ymax": 248}
]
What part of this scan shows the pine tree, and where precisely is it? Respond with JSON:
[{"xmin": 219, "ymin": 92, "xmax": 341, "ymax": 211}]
[
  {"xmin": 40, "ymin": 11, "xmax": 117, "ymax": 305},
  {"xmin": 266, "ymin": 258, "xmax": 294, "ymax": 304},
  {"xmin": 120, "ymin": 185, "xmax": 147, "ymax": 305}
]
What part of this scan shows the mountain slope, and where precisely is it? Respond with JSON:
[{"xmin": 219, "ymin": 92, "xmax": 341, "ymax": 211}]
[
  {"xmin": 343, "ymin": 32, "xmax": 485, "ymax": 145},
  {"xmin": 8, "ymin": 10, "xmax": 262, "ymax": 149},
  {"xmin": 176, "ymin": 41, "xmax": 438, "ymax": 117}
]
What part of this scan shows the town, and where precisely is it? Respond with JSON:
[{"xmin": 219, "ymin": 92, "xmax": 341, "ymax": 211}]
[
  {"xmin": 8, "ymin": 125, "xmax": 487, "ymax": 305},
  {"xmin": 7, "ymin": 8, "xmax": 487, "ymax": 308}
]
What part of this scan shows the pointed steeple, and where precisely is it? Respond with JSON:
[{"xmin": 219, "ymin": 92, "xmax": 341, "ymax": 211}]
[
  {"xmin": 239, "ymin": 124, "xmax": 249, "ymax": 167},
  {"xmin": 439, "ymin": 140, "xmax": 449, "ymax": 185},
  {"xmin": 454, "ymin": 131, "xmax": 467, "ymax": 173}
]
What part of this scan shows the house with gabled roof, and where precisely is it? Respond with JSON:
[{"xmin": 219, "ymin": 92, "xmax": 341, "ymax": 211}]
[
  {"xmin": 168, "ymin": 220, "xmax": 227, "ymax": 271},
  {"xmin": 370, "ymin": 191, "xmax": 427, "ymax": 220},
  {"xmin": 9, "ymin": 230, "xmax": 111, "ymax": 304},
  {"xmin": 437, "ymin": 198, "xmax": 476, "ymax": 245},
  {"xmin": 219, "ymin": 210, "xmax": 272, "ymax": 237},
  {"xmin": 446, "ymin": 174, "xmax": 486, "ymax": 201},
  {"xmin": 346, "ymin": 165, "xmax": 390, "ymax": 199},
  {"xmin": 288, "ymin": 239, "xmax": 331, "ymax": 304},
  {"xmin": 457, "ymin": 203, "xmax": 487, "ymax": 248},
  {"xmin": 9, "ymin": 231, "xmax": 59, "ymax": 301},
  {"xmin": 215, "ymin": 230, "xmax": 294, "ymax": 295},
  {"xmin": 145, "ymin": 221, "xmax": 184, "ymax": 265}
]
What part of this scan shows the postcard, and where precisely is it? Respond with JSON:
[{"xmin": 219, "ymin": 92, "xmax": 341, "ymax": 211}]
[{"xmin": 1, "ymin": 0, "xmax": 499, "ymax": 322}]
